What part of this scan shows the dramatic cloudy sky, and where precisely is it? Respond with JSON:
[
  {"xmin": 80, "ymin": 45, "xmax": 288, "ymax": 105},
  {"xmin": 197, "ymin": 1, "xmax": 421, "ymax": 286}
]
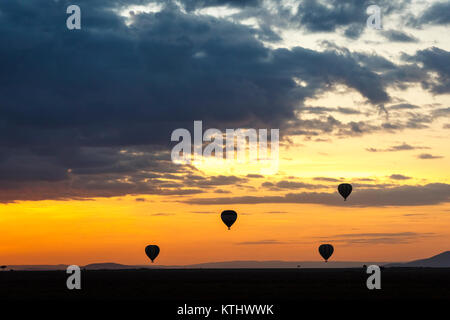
[{"xmin": 0, "ymin": 0, "xmax": 449, "ymax": 265}]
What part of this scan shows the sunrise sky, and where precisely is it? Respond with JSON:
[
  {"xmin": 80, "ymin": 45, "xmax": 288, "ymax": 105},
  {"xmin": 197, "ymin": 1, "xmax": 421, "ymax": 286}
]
[{"xmin": 0, "ymin": 0, "xmax": 449, "ymax": 265}]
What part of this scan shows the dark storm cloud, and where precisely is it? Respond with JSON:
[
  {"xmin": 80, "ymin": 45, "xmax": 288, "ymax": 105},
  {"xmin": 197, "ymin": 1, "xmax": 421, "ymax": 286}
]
[
  {"xmin": 381, "ymin": 30, "xmax": 418, "ymax": 43},
  {"xmin": 282, "ymin": 108, "xmax": 437, "ymax": 139},
  {"xmin": 287, "ymin": 0, "xmax": 409, "ymax": 36},
  {"xmin": 0, "ymin": 0, "xmax": 445, "ymax": 202},
  {"xmin": 184, "ymin": 175, "xmax": 247, "ymax": 187},
  {"xmin": 302, "ymin": 106, "xmax": 361, "ymax": 115},
  {"xmin": 283, "ymin": 44, "xmax": 450, "ymax": 137},
  {"xmin": 352, "ymin": 52, "xmax": 397, "ymax": 72},
  {"xmin": 343, "ymin": 23, "xmax": 365, "ymax": 40},
  {"xmin": 0, "ymin": 146, "xmax": 209, "ymax": 202},
  {"xmin": 287, "ymin": 116, "xmax": 383, "ymax": 138},
  {"xmin": 273, "ymin": 46, "xmax": 390, "ymax": 104},
  {"xmin": 0, "ymin": 0, "xmax": 401, "ymax": 202},
  {"xmin": 179, "ymin": 0, "xmax": 411, "ymax": 41},
  {"xmin": 410, "ymin": 1, "xmax": 450, "ymax": 26},
  {"xmin": 184, "ymin": 183, "xmax": 450, "ymax": 207},
  {"xmin": 403, "ymin": 47, "xmax": 450, "ymax": 94},
  {"xmin": 0, "ymin": 0, "xmax": 392, "ymax": 142},
  {"xmin": 353, "ymin": 47, "xmax": 450, "ymax": 97},
  {"xmin": 0, "ymin": 177, "xmax": 205, "ymax": 203}
]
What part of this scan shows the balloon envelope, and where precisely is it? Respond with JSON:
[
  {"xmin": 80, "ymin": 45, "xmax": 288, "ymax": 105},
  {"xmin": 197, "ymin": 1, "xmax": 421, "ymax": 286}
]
[
  {"xmin": 221, "ymin": 210, "xmax": 237, "ymax": 230},
  {"xmin": 319, "ymin": 244, "xmax": 334, "ymax": 262},
  {"xmin": 338, "ymin": 183, "xmax": 352, "ymax": 201},
  {"xmin": 145, "ymin": 245, "xmax": 160, "ymax": 263}
]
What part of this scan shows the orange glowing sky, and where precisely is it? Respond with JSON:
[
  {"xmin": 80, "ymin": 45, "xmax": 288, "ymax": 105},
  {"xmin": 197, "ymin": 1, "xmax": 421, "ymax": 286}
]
[
  {"xmin": 1, "ymin": 119, "xmax": 449, "ymax": 265},
  {"xmin": 0, "ymin": 0, "xmax": 449, "ymax": 266}
]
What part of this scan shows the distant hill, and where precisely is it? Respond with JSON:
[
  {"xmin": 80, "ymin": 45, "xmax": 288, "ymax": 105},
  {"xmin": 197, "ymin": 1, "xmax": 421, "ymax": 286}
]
[
  {"xmin": 385, "ymin": 251, "xmax": 450, "ymax": 268},
  {"xmin": 4, "ymin": 264, "xmax": 68, "ymax": 271},
  {"xmin": 83, "ymin": 263, "xmax": 136, "ymax": 270},
  {"xmin": 7, "ymin": 260, "xmax": 388, "ymax": 271},
  {"xmin": 7, "ymin": 252, "xmax": 450, "ymax": 270},
  {"xmin": 182, "ymin": 260, "xmax": 387, "ymax": 269}
]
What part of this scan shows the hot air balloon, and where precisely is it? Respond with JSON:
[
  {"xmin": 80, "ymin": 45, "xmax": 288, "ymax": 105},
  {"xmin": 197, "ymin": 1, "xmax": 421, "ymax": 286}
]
[
  {"xmin": 338, "ymin": 183, "xmax": 352, "ymax": 201},
  {"xmin": 145, "ymin": 245, "xmax": 160, "ymax": 263},
  {"xmin": 319, "ymin": 244, "xmax": 334, "ymax": 262},
  {"xmin": 221, "ymin": 210, "xmax": 237, "ymax": 230}
]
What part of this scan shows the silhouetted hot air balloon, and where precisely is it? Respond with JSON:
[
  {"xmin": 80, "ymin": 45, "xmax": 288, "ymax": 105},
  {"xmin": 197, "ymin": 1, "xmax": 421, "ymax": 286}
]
[
  {"xmin": 338, "ymin": 183, "xmax": 352, "ymax": 201},
  {"xmin": 319, "ymin": 244, "xmax": 334, "ymax": 262},
  {"xmin": 145, "ymin": 245, "xmax": 160, "ymax": 263},
  {"xmin": 221, "ymin": 210, "xmax": 237, "ymax": 230}
]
